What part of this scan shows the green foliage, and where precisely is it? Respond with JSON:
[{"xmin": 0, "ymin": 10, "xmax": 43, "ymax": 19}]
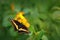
[{"xmin": 0, "ymin": 0, "xmax": 60, "ymax": 40}]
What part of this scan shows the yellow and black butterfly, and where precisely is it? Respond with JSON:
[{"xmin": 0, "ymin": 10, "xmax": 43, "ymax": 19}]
[{"xmin": 10, "ymin": 12, "xmax": 30, "ymax": 33}]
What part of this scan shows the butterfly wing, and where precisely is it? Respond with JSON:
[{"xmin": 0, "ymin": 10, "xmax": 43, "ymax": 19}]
[{"xmin": 11, "ymin": 19, "xmax": 29, "ymax": 33}]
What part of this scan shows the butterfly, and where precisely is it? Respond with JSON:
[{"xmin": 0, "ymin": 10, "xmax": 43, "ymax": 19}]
[{"xmin": 10, "ymin": 12, "xmax": 30, "ymax": 33}]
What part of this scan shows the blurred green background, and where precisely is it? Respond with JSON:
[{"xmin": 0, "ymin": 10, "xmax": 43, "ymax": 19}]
[{"xmin": 0, "ymin": 0, "xmax": 60, "ymax": 40}]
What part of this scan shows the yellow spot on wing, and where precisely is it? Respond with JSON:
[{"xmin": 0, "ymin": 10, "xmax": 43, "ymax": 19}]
[
  {"xmin": 18, "ymin": 28, "xmax": 29, "ymax": 32},
  {"xmin": 11, "ymin": 20, "xmax": 18, "ymax": 30}
]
